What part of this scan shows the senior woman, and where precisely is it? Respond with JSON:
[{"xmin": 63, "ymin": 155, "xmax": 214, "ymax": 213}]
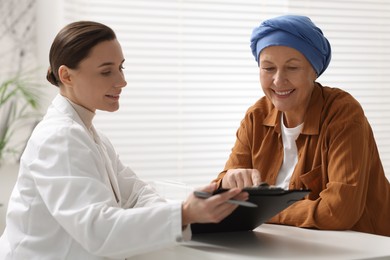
[{"xmin": 213, "ymin": 15, "xmax": 390, "ymax": 236}]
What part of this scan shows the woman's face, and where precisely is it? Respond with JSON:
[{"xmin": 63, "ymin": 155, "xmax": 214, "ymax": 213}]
[
  {"xmin": 259, "ymin": 46, "xmax": 317, "ymax": 126},
  {"xmin": 60, "ymin": 39, "xmax": 127, "ymax": 112}
]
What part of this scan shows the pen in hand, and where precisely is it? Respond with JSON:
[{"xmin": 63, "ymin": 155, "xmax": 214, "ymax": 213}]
[{"xmin": 193, "ymin": 191, "xmax": 258, "ymax": 208}]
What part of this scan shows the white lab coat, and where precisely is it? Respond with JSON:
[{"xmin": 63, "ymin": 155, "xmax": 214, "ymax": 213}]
[{"xmin": 0, "ymin": 94, "xmax": 187, "ymax": 259}]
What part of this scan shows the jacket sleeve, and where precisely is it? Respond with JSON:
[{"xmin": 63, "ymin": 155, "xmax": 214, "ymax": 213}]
[{"xmin": 28, "ymin": 123, "xmax": 183, "ymax": 258}]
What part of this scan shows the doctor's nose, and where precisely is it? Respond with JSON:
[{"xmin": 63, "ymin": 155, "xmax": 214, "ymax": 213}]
[{"xmin": 115, "ymin": 74, "xmax": 127, "ymax": 88}]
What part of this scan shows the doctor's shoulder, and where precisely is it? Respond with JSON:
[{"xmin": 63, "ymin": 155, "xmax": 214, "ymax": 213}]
[{"xmin": 25, "ymin": 115, "xmax": 91, "ymax": 151}]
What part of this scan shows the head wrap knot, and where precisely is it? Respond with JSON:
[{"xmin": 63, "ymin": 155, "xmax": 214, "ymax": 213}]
[{"xmin": 250, "ymin": 15, "xmax": 331, "ymax": 76}]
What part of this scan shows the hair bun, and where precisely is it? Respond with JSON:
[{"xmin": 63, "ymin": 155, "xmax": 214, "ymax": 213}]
[{"xmin": 46, "ymin": 67, "xmax": 59, "ymax": 87}]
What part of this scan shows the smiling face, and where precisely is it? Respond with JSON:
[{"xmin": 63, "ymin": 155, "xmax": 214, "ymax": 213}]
[
  {"xmin": 59, "ymin": 39, "xmax": 127, "ymax": 112},
  {"xmin": 259, "ymin": 46, "xmax": 317, "ymax": 127}
]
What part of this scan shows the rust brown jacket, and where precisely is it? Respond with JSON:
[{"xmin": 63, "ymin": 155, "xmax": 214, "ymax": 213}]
[{"xmin": 214, "ymin": 83, "xmax": 390, "ymax": 236}]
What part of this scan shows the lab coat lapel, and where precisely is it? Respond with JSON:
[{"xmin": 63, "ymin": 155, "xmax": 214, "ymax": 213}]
[
  {"xmin": 90, "ymin": 125, "xmax": 121, "ymax": 204},
  {"xmin": 52, "ymin": 95, "xmax": 121, "ymax": 204}
]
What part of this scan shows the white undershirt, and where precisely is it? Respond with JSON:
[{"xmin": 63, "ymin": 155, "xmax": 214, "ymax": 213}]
[{"xmin": 275, "ymin": 113, "xmax": 303, "ymax": 189}]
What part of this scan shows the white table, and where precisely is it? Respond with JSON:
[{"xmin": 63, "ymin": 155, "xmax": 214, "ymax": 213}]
[{"xmin": 129, "ymin": 224, "xmax": 390, "ymax": 260}]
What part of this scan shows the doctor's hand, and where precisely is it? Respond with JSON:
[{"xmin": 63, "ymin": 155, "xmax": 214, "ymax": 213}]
[
  {"xmin": 221, "ymin": 168, "xmax": 261, "ymax": 189},
  {"xmin": 181, "ymin": 183, "xmax": 248, "ymax": 226}
]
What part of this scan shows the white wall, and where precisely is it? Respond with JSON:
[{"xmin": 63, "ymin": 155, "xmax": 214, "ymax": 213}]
[
  {"xmin": 0, "ymin": 165, "xmax": 18, "ymax": 233},
  {"xmin": 36, "ymin": 0, "xmax": 64, "ymax": 108}
]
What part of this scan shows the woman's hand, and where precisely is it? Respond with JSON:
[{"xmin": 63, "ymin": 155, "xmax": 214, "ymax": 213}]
[
  {"xmin": 181, "ymin": 183, "xmax": 248, "ymax": 226},
  {"xmin": 222, "ymin": 168, "xmax": 261, "ymax": 189}
]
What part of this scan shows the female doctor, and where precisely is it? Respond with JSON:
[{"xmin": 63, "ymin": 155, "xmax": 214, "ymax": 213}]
[{"xmin": 0, "ymin": 21, "xmax": 248, "ymax": 259}]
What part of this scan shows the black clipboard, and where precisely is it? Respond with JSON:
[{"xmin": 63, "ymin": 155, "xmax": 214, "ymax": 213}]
[{"xmin": 191, "ymin": 188, "xmax": 310, "ymax": 234}]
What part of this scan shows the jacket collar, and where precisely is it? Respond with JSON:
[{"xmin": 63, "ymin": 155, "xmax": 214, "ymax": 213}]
[{"xmin": 51, "ymin": 94, "xmax": 89, "ymax": 130}]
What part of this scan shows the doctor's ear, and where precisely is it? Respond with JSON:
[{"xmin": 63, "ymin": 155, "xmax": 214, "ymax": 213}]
[{"xmin": 58, "ymin": 65, "xmax": 73, "ymax": 86}]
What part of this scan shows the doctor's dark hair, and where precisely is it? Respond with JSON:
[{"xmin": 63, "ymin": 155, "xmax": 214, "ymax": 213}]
[{"xmin": 46, "ymin": 21, "xmax": 117, "ymax": 87}]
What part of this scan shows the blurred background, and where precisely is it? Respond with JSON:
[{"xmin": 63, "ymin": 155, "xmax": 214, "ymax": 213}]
[{"xmin": 1, "ymin": 0, "xmax": 390, "ymax": 189}]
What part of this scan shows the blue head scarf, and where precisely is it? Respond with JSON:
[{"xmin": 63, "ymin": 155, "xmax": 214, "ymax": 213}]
[{"xmin": 250, "ymin": 15, "xmax": 331, "ymax": 76}]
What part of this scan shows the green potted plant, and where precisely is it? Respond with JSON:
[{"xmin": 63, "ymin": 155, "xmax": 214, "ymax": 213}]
[
  {"xmin": 0, "ymin": 70, "xmax": 42, "ymax": 167},
  {"xmin": 0, "ymin": 70, "xmax": 42, "ymax": 214}
]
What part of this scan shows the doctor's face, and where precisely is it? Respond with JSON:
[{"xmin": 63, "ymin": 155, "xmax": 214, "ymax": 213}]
[{"xmin": 61, "ymin": 39, "xmax": 127, "ymax": 112}]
